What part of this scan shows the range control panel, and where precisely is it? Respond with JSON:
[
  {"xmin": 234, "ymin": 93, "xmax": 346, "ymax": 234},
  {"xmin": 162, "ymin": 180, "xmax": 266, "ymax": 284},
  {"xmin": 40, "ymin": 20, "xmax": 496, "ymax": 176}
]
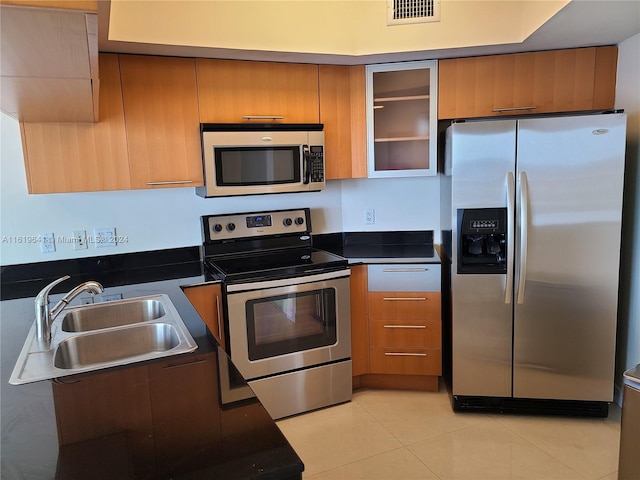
[{"xmin": 203, "ymin": 208, "xmax": 310, "ymax": 241}]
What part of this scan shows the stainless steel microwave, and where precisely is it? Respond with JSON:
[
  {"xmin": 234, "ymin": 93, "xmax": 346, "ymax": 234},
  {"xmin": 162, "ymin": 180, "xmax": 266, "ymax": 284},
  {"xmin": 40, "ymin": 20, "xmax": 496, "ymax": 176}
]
[{"xmin": 196, "ymin": 124, "xmax": 325, "ymax": 198}]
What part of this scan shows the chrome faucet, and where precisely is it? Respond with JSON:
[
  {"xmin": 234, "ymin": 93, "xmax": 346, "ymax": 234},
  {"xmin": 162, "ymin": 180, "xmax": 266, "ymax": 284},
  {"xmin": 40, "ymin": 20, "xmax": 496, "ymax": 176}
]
[{"xmin": 35, "ymin": 275, "xmax": 104, "ymax": 346}]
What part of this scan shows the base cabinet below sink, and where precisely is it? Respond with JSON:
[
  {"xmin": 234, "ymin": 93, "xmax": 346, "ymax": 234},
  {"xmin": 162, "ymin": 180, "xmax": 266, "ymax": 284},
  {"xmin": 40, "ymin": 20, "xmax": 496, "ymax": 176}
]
[{"xmin": 52, "ymin": 351, "xmax": 221, "ymax": 478}]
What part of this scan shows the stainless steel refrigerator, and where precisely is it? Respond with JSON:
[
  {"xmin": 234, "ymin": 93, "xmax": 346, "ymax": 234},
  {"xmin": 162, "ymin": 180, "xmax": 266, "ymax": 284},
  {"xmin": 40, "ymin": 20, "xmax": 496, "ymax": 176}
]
[{"xmin": 441, "ymin": 112, "xmax": 627, "ymax": 416}]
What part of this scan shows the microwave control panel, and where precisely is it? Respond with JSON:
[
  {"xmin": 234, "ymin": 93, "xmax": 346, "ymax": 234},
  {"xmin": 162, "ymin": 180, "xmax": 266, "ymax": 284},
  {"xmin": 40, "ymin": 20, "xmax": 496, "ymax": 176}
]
[{"xmin": 309, "ymin": 146, "xmax": 324, "ymax": 183}]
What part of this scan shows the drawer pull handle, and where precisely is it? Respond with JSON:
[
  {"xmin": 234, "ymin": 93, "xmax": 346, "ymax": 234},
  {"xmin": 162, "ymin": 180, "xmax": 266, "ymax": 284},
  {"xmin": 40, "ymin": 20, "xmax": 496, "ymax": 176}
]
[
  {"xmin": 384, "ymin": 352, "xmax": 427, "ymax": 357},
  {"xmin": 491, "ymin": 106, "xmax": 537, "ymax": 112},
  {"xmin": 146, "ymin": 180, "xmax": 194, "ymax": 186},
  {"xmin": 382, "ymin": 268, "xmax": 428, "ymax": 272},
  {"xmin": 383, "ymin": 325, "xmax": 426, "ymax": 329},
  {"xmin": 382, "ymin": 297, "xmax": 427, "ymax": 301}
]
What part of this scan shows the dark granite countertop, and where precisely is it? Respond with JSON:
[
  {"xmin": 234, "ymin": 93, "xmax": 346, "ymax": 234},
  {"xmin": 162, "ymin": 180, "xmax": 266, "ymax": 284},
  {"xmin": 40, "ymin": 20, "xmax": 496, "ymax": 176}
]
[
  {"xmin": 1, "ymin": 231, "xmax": 440, "ymax": 478},
  {"xmin": 314, "ymin": 231, "xmax": 441, "ymax": 264},
  {"xmin": 1, "ymin": 259, "xmax": 304, "ymax": 480}
]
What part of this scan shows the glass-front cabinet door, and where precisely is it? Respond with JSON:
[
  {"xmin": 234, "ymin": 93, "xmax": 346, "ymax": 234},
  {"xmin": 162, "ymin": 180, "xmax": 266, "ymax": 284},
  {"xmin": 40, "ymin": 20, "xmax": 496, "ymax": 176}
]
[{"xmin": 366, "ymin": 60, "xmax": 438, "ymax": 177}]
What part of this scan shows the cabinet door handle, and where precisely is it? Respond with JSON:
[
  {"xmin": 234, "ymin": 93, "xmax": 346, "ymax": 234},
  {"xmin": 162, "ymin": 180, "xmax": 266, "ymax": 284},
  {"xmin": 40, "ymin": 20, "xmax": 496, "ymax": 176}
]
[
  {"xmin": 52, "ymin": 377, "xmax": 82, "ymax": 384},
  {"xmin": 146, "ymin": 180, "xmax": 194, "ymax": 186},
  {"xmin": 163, "ymin": 359, "xmax": 208, "ymax": 369},
  {"xmin": 382, "ymin": 297, "xmax": 427, "ymax": 301},
  {"xmin": 382, "ymin": 268, "xmax": 428, "ymax": 272},
  {"xmin": 384, "ymin": 352, "xmax": 427, "ymax": 357},
  {"xmin": 383, "ymin": 324, "xmax": 426, "ymax": 329},
  {"xmin": 242, "ymin": 115, "xmax": 284, "ymax": 120},
  {"xmin": 492, "ymin": 106, "xmax": 537, "ymax": 112}
]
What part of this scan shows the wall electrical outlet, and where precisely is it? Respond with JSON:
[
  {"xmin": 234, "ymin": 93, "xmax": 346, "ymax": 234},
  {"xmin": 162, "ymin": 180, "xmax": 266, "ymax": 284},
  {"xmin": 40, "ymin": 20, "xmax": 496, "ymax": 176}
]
[
  {"xmin": 72, "ymin": 230, "xmax": 88, "ymax": 250},
  {"xmin": 365, "ymin": 208, "xmax": 375, "ymax": 225},
  {"xmin": 93, "ymin": 227, "xmax": 117, "ymax": 248},
  {"xmin": 40, "ymin": 232, "xmax": 56, "ymax": 253},
  {"xmin": 101, "ymin": 293, "xmax": 123, "ymax": 302}
]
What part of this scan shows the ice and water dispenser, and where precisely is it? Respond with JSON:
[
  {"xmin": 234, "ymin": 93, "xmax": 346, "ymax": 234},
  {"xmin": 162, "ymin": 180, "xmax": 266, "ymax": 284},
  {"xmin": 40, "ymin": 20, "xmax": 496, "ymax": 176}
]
[{"xmin": 457, "ymin": 208, "xmax": 507, "ymax": 274}]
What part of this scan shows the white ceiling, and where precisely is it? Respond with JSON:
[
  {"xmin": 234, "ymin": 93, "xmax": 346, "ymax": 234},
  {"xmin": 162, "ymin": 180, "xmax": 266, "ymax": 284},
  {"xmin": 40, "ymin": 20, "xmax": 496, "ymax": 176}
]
[{"xmin": 98, "ymin": 0, "xmax": 640, "ymax": 64}]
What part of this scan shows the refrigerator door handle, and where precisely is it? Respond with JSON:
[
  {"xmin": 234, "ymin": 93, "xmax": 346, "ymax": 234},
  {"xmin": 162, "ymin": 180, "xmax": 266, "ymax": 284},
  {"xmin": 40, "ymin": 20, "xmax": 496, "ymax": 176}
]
[
  {"xmin": 517, "ymin": 171, "xmax": 530, "ymax": 304},
  {"xmin": 505, "ymin": 172, "xmax": 515, "ymax": 304}
]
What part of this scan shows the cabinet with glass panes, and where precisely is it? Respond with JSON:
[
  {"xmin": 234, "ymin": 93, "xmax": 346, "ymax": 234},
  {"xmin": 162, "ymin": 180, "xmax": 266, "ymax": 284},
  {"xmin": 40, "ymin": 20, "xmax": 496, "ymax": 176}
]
[{"xmin": 366, "ymin": 60, "xmax": 438, "ymax": 177}]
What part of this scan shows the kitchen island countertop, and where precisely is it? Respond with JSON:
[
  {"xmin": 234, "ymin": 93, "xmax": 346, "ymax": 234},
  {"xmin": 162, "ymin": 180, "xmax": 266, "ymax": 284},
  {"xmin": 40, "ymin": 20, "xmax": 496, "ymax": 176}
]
[{"xmin": 0, "ymin": 274, "xmax": 304, "ymax": 480}]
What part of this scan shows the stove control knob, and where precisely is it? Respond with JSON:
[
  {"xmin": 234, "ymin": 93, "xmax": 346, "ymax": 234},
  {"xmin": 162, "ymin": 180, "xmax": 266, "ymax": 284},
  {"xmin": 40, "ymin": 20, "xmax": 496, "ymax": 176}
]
[
  {"xmin": 213, "ymin": 223, "xmax": 223, "ymax": 233},
  {"xmin": 226, "ymin": 223, "xmax": 236, "ymax": 232},
  {"xmin": 295, "ymin": 217, "xmax": 305, "ymax": 225},
  {"xmin": 283, "ymin": 218, "xmax": 293, "ymax": 226}
]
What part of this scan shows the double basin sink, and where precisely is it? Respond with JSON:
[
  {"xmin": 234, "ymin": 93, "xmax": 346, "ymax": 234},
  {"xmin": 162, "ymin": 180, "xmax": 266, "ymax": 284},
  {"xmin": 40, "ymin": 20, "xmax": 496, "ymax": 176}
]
[{"xmin": 10, "ymin": 294, "xmax": 198, "ymax": 385}]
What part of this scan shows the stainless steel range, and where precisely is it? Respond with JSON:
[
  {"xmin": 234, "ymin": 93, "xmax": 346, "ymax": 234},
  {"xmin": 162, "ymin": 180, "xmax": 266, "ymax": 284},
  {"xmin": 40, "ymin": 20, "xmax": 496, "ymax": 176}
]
[{"xmin": 201, "ymin": 208, "xmax": 352, "ymax": 419}]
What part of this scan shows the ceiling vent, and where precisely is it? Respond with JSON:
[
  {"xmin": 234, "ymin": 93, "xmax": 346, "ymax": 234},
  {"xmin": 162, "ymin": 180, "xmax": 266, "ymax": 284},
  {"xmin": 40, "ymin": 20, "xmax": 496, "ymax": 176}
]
[{"xmin": 387, "ymin": 0, "xmax": 441, "ymax": 25}]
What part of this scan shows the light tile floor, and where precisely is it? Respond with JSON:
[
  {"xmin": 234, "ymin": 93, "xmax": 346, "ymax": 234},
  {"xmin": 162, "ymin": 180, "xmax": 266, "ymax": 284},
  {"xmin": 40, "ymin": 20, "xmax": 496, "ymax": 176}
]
[{"xmin": 276, "ymin": 386, "xmax": 621, "ymax": 480}]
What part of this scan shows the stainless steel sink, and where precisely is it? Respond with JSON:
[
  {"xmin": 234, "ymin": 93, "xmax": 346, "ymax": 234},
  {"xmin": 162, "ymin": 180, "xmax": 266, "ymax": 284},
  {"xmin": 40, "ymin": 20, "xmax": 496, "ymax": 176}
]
[
  {"xmin": 9, "ymin": 294, "xmax": 198, "ymax": 385},
  {"xmin": 61, "ymin": 298, "xmax": 166, "ymax": 332},
  {"xmin": 54, "ymin": 323, "xmax": 180, "ymax": 369}
]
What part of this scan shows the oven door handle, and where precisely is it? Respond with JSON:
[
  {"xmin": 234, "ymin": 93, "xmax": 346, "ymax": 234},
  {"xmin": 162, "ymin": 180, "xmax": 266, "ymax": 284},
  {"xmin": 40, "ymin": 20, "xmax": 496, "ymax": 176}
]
[{"xmin": 226, "ymin": 268, "xmax": 351, "ymax": 293}]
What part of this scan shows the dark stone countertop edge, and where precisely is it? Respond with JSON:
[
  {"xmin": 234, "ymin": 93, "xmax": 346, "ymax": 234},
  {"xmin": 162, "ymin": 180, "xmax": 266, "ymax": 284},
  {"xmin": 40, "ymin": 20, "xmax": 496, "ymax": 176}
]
[{"xmin": 314, "ymin": 231, "xmax": 441, "ymax": 264}]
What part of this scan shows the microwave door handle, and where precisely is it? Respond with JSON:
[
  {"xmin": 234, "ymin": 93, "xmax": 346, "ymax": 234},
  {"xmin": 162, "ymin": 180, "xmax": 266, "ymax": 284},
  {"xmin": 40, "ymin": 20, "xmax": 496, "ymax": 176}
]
[{"xmin": 302, "ymin": 145, "xmax": 311, "ymax": 184}]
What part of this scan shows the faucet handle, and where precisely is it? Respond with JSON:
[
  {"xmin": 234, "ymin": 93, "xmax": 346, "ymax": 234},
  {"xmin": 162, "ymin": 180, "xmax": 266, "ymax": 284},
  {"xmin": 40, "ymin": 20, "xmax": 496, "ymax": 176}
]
[
  {"xmin": 35, "ymin": 275, "xmax": 70, "ymax": 304},
  {"xmin": 35, "ymin": 275, "xmax": 71, "ymax": 343}
]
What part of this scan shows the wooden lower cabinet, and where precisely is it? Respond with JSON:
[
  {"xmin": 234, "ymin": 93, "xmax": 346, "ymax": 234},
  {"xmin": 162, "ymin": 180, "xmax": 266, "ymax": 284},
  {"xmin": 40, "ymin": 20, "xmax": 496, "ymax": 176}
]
[
  {"xmin": 349, "ymin": 265, "xmax": 369, "ymax": 377},
  {"xmin": 352, "ymin": 267, "xmax": 442, "ymax": 392},
  {"xmin": 52, "ymin": 352, "xmax": 221, "ymax": 478},
  {"xmin": 369, "ymin": 318, "xmax": 441, "ymax": 348},
  {"xmin": 182, "ymin": 282, "xmax": 225, "ymax": 348},
  {"xmin": 147, "ymin": 353, "xmax": 222, "ymax": 475},
  {"xmin": 52, "ymin": 364, "xmax": 155, "ymax": 476},
  {"xmin": 369, "ymin": 347, "xmax": 441, "ymax": 376}
]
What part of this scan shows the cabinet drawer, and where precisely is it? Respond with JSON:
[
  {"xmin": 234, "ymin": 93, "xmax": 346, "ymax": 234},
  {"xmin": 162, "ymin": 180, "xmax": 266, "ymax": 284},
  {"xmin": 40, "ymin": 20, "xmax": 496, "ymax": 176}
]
[
  {"xmin": 368, "ymin": 292, "xmax": 440, "ymax": 321},
  {"xmin": 370, "ymin": 319, "xmax": 441, "ymax": 348},
  {"xmin": 367, "ymin": 264, "xmax": 440, "ymax": 292},
  {"xmin": 369, "ymin": 347, "xmax": 441, "ymax": 375}
]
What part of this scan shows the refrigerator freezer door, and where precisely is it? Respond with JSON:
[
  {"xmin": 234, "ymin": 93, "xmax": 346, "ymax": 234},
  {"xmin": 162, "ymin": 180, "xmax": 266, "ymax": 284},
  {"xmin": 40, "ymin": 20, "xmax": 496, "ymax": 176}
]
[
  {"xmin": 450, "ymin": 120, "xmax": 516, "ymax": 397},
  {"xmin": 513, "ymin": 113, "xmax": 626, "ymax": 401}
]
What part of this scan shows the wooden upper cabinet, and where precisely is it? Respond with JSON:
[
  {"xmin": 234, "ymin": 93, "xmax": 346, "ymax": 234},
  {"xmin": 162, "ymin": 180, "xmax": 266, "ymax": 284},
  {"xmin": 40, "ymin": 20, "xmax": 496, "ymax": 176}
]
[
  {"xmin": 196, "ymin": 59, "xmax": 320, "ymax": 123},
  {"xmin": 319, "ymin": 65, "xmax": 367, "ymax": 180},
  {"xmin": 20, "ymin": 53, "xmax": 131, "ymax": 193},
  {"xmin": 119, "ymin": 54, "xmax": 203, "ymax": 189},
  {"xmin": 438, "ymin": 46, "xmax": 618, "ymax": 119},
  {"xmin": 1, "ymin": 2, "xmax": 99, "ymax": 122}
]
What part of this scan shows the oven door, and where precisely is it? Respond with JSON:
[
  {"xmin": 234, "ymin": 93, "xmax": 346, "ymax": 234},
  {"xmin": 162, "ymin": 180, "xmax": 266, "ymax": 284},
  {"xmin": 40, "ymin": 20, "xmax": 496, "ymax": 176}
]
[{"xmin": 225, "ymin": 269, "xmax": 351, "ymax": 380}]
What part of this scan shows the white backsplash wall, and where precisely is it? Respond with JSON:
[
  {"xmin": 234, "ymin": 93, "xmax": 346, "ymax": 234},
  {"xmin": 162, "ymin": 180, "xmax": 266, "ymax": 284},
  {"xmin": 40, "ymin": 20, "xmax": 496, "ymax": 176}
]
[
  {"xmin": 340, "ymin": 177, "xmax": 441, "ymax": 242},
  {"xmin": 0, "ymin": 112, "xmax": 344, "ymax": 266}
]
